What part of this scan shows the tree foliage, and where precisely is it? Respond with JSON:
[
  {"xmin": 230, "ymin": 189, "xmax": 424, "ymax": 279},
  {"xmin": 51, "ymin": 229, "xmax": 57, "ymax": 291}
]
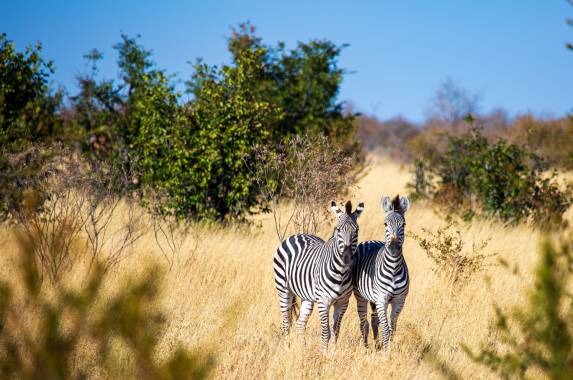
[
  {"xmin": 224, "ymin": 22, "xmax": 356, "ymax": 148},
  {"xmin": 2, "ymin": 25, "xmax": 360, "ymax": 222},
  {"xmin": 0, "ymin": 33, "xmax": 62, "ymax": 152}
]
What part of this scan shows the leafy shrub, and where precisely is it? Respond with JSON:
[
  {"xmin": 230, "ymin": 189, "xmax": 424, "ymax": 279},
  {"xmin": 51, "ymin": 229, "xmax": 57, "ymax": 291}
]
[
  {"xmin": 177, "ymin": 47, "xmax": 282, "ymax": 220},
  {"xmin": 413, "ymin": 121, "xmax": 571, "ymax": 226},
  {"xmin": 0, "ymin": 233, "xmax": 212, "ymax": 379},
  {"xmin": 464, "ymin": 236, "xmax": 573, "ymax": 379}
]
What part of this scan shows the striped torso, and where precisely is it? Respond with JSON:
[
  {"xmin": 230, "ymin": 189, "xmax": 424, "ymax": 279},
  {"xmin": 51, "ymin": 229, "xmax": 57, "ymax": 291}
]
[
  {"xmin": 274, "ymin": 234, "xmax": 353, "ymax": 304},
  {"xmin": 352, "ymin": 240, "xmax": 409, "ymax": 301}
]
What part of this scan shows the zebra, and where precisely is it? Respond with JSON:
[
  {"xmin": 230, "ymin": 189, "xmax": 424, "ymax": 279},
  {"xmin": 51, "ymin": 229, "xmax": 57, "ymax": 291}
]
[
  {"xmin": 352, "ymin": 194, "xmax": 410, "ymax": 352},
  {"xmin": 273, "ymin": 200, "xmax": 364, "ymax": 352}
]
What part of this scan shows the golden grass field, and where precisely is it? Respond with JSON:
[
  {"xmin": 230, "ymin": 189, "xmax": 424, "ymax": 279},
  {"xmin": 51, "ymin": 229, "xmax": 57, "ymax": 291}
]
[{"xmin": 1, "ymin": 156, "xmax": 570, "ymax": 379}]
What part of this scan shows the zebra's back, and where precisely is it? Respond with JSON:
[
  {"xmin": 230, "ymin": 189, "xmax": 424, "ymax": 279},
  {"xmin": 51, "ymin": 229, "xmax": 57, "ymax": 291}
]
[{"xmin": 273, "ymin": 233, "xmax": 325, "ymax": 302}]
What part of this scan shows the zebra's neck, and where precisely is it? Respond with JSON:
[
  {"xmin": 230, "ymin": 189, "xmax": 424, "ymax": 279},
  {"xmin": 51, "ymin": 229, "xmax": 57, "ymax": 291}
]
[
  {"xmin": 325, "ymin": 238, "xmax": 350, "ymax": 277},
  {"xmin": 379, "ymin": 245, "xmax": 404, "ymax": 276}
]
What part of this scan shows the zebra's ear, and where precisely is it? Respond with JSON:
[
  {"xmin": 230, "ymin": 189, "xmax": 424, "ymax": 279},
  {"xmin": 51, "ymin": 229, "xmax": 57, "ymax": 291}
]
[
  {"xmin": 381, "ymin": 196, "xmax": 391, "ymax": 212},
  {"xmin": 400, "ymin": 196, "xmax": 410, "ymax": 213},
  {"xmin": 331, "ymin": 200, "xmax": 343, "ymax": 217},
  {"xmin": 354, "ymin": 201, "xmax": 365, "ymax": 219}
]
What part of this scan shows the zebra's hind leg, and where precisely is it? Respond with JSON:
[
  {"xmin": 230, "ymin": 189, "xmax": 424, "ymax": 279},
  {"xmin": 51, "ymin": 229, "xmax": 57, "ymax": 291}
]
[
  {"xmin": 277, "ymin": 287, "xmax": 294, "ymax": 341},
  {"xmin": 296, "ymin": 300, "xmax": 314, "ymax": 343},
  {"xmin": 370, "ymin": 302, "xmax": 381, "ymax": 350},
  {"xmin": 331, "ymin": 297, "xmax": 350, "ymax": 346},
  {"xmin": 356, "ymin": 295, "xmax": 369, "ymax": 347},
  {"xmin": 317, "ymin": 301, "xmax": 331, "ymax": 353}
]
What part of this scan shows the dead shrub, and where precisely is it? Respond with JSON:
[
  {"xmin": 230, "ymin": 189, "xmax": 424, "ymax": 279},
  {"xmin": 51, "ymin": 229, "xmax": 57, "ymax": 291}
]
[
  {"xmin": 252, "ymin": 134, "xmax": 359, "ymax": 240},
  {"xmin": 409, "ymin": 223, "xmax": 496, "ymax": 287},
  {"xmin": 409, "ymin": 223, "xmax": 498, "ymax": 344},
  {"xmin": 7, "ymin": 145, "xmax": 147, "ymax": 281}
]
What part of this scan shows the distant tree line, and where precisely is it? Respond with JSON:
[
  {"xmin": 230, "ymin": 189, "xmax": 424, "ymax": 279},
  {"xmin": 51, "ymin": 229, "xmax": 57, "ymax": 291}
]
[{"xmin": 357, "ymin": 79, "xmax": 573, "ymax": 170}]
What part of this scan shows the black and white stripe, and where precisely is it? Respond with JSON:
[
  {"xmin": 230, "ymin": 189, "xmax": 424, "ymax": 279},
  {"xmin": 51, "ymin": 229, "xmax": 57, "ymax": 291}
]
[
  {"xmin": 274, "ymin": 200, "xmax": 364, "ymax": 351},
  {"xmin": 352, "ymin": 195, "xmax": 410, "ymax": 352}
]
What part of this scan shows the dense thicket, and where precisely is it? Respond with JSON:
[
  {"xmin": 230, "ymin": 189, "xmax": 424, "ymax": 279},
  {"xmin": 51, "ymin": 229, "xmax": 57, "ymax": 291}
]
[{"xmin": 0, "ymin": 26, "xmax": 357, "ymax": 221}]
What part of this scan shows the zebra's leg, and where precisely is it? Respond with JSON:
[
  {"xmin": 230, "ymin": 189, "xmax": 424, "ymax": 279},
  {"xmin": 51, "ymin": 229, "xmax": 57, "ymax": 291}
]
[
  {"xmin": 277, "ymin": 288, "xmax": 294, "ymax": 340},
  {"xmin": 370, "ymin": 302, "xmax": 381, "ymax": 350},
  {"xmin": 317, "ymin": 301, "xmax": 331, "ymax": 353},
  {"xmin": 356, "ymin": 295, "xmax": 369, "ymax": 347},
  {"xmin": 375, "ymin": 296, "xmax": 391, "ymax": 353},
  {"xmin": 331, "ymin": 297, "xmax": 350, "ymax": 345},
  {"xmin": 296, "ymin": 300, "xmax": 314, "ymax": 338},
  {"xmin": 389, "ymin": 294, "xmax": 406, "ymax": 342}
]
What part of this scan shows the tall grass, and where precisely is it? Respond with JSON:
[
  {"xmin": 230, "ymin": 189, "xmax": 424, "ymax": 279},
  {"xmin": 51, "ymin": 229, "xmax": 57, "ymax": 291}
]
[{"xmin": 0, "ymin": 157, "xmax": 570, "ymax": 378}]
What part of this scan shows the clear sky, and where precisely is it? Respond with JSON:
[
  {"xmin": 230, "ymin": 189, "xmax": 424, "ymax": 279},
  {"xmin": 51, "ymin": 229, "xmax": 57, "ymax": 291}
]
[{"xmin": 3, "ymin": 0, "xmax": 572, "ymax": 122}]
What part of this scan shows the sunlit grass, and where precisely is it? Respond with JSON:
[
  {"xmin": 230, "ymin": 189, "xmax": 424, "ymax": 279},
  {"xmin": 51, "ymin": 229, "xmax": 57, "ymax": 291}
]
[{"xmin": 0, "ymin": 157, "xmax": 565, "ymax": 379}]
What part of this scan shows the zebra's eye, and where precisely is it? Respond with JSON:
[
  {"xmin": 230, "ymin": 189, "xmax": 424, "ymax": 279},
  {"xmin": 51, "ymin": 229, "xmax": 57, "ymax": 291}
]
[{"xmin": 384, "ymin": 222, "xmax": 387, "ymax": 227}]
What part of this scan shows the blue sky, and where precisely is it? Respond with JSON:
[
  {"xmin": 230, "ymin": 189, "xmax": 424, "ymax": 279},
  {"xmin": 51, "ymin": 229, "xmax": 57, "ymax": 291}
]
[{"xmin": 3, "ymin": 0, "xmax": 572, "ymax": 121}]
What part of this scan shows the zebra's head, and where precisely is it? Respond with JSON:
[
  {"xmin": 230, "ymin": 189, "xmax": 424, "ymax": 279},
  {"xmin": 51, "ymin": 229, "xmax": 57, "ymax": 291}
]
[
  {"xmin": 331, "ymin": 200, "xmax": 364, "ymax": 265},
  {"xmin": 381, "ymin": 195, "xmax": 410, "ymax": 256}
]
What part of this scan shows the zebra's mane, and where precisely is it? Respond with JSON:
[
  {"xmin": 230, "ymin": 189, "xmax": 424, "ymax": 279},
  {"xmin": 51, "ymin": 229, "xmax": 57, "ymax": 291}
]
[
  {"xmin": 345, "ymin": 200, "xmax": 352, "ymax": 214},
  {"xmin": 391, "ymin": 195, "xmax": 402, "ymax": 213}
]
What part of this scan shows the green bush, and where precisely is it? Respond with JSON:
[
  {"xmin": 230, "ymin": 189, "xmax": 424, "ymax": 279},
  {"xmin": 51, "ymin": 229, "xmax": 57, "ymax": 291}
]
[
  {"xmin": 66, "ymin": 34, "xmax": 276, "ymax": 220},
  {"xmin": 0, "ymin": 34, "xmax": 66, "ymax": 219},
  {"xmin": 148, "ymin": 47, "xmax": 281, "ymax": 220},
  {"xmin": 414, "ymin": 120, "xmax": 571, "ymax": 226}
]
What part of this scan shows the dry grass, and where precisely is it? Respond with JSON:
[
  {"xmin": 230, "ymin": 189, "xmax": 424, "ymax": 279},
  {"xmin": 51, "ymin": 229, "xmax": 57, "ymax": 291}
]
[{"xmin": 0, "ymin": 156, "xmax": 564, "ymax": 379}]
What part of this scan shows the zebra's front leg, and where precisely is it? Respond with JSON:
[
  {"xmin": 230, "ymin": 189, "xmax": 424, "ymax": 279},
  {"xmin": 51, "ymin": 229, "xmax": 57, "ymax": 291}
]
[
  {"xmin": 317, "ymin": 301, "xmax": 331, "ymax": 353},
  {"xmin": 296, "ymin": 300, "xmax": 314, "ymax": 343},
  {"xmin": 356, "ymin": 295, "xmax": 369, "ymax": 347},
  {"xmin": 389, "ymin": 294, "xmax": 406, "ymax": 342},
  {"xmin": 370, "ymin": 302, "xmax": 381, "ymax": 350},
  {"xmin": 375, "ymin": 297, "xmax": 391, "ymax": 353},
  {"xmin": 331, "ymin": 297, "xmax": 350, "ymax": 346}
]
